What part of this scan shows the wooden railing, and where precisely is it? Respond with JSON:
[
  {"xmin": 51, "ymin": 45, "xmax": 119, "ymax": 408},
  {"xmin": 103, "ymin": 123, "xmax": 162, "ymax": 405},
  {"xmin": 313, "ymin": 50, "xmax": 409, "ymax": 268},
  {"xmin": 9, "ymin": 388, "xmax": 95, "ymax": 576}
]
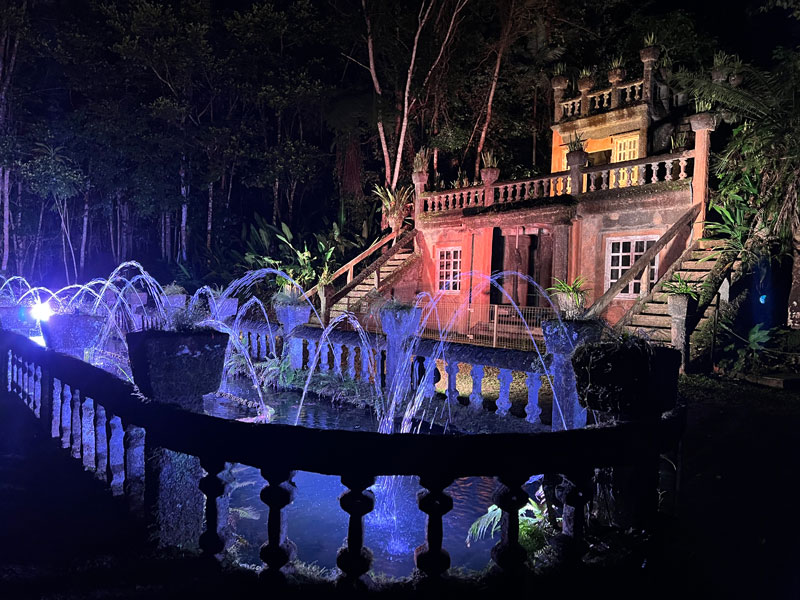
[
  {"xmin": 584, "ymin": 203, "xmax": 701, "ymax": 319},
  {"xmin": 418, "ymin": 150, "xmax": 694, "ymax": 217},
  {"xmin": 304, "ymin": 231, "xmax": 399, "ymax": 301},
  {"xmin": 1, "ymin": 329, "xmax": 685, "ymax": 588}
]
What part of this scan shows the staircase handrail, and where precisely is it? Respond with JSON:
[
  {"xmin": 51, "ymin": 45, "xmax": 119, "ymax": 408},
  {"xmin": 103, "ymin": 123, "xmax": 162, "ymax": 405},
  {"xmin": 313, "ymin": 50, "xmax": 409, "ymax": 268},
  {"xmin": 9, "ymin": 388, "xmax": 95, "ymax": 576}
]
[
  {"xmin": 303, "ymin": 229, "xmax": 403, "ymax": 300},
  {"xmin": 328, "ymin": 228, "xmax": 417, "ymax": 309},
  {"xmin": 585, "ymin": 203, "xmax": 700, "ymax": 319}
]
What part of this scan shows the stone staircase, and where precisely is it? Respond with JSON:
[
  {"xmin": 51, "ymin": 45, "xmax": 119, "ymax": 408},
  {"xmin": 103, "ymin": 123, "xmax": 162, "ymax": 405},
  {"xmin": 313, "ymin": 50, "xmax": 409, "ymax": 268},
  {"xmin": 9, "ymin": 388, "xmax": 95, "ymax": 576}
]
[
  {"xmin": 621, "ymin": 239, "xmax": 727, "ymax": 343},
  {"xmin": 329, "ymin": 249, "xmax": 418, "ymax": 319}
]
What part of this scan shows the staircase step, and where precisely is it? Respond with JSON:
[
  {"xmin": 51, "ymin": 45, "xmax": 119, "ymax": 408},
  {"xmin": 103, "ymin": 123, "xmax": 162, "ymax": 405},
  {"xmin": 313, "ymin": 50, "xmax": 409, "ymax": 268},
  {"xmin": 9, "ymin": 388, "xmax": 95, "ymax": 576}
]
[
  {"xmin": 641, "ymin": 303, "xmax": 717, "ymax": 318},
  {"xmin": 671, "ymin": 270, "xmax": 708, "ymax": 282},
  {"xmin": 696, "ymin": 239, "xmax": 726, "ymax": 250},
  {"xmin": 680, "ymin": 260, "xmax": 716, "ymax": 271},
  {"xmin": 689, "ymin": 250, "xmax": 719, "ymax": 260},
  {"xmin": 632, "ymin": 314, "xmax": 670, "ymax": 328},
  {"xmin": 624, "ymin": 326, "xmax": 671, "ymax": 342}
]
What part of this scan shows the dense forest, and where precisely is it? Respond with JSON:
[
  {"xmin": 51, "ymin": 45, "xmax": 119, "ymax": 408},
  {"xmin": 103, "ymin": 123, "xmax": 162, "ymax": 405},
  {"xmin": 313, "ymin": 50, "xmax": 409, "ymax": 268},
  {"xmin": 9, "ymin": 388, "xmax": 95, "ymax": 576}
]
[{"xmin": 0, "ymin": 0, "xmax": 794, "ymax": 293}]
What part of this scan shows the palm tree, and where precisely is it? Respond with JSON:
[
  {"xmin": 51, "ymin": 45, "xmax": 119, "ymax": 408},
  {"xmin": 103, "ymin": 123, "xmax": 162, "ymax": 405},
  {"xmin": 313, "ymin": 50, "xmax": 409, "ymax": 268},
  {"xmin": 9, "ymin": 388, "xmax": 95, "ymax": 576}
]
[{"xmin": 679, "ymin": 49, "xmax": 800, "ymax": 327}]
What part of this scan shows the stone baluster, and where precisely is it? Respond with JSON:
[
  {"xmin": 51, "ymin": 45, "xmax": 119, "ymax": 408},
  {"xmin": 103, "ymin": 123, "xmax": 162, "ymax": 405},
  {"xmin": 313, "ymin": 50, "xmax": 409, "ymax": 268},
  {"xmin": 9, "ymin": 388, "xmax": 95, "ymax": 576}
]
[
  {"xmin": 445, "ymin": 361, "xmax": 459, "ymax": 404},
  {"xmin": 107, "ymin": 414, "xmax": 125, "ymax": 496},
  {"xmin": 678, "ymin": 157, "xmax": 688, "ymax": 179},
  {"xmin": 33, "ymin": 365, "xmax": 42, "ymax": 418},
  {"xmin": 650, "ymin": 161, "xmax": 660, "ymax": 184},
  {"xmin": 25, "ymin": 361, "xmax": 34, "ymax": 410},
  {"xmin": 360, "ymin": 347, "xmax": 371, "ymax": 382},
  {"xmin": 249, "ymin": 331, "xmax": 258, "ymax": 360},
  {"xmin": 199, "ymin": 456, "xmax": 231, "ymax": 558},
  {"xmin": 124, "ymin": 424, "xmax": 146, "ymax": 516},
  {"xmin": 332, "ymin": 343, "xmax": 343, "ymax": 376},
  {"xmin": 601, "ymin": 170, "xmax": 609, "ymax": 190},
  {"xmin": 336, "ymin": 473, "xmax": 376, "ymax": 586},
  {"xmin": 469, "ymin": 364, "xmax": 484, "ymax": 411},
  {"xmin": 525, "ymin": 372, "xmax": 542, "ymax": 424},
  {"xmin": 41, "ymin": 369, "xmax": 56, "ymax": 438},
  {"xmin": 496, "ymin": 368, "xmax": 513, "ymax": 416},
  {"xmin": 491, "ymin": 474, "xmax": 529, "ymax": 573},
  {"xmin": 60, "ymin": 384, "xmax": 72, "ymax": 449},
  {"xmin": 70, "ymin": 388, "xmax": 82, "ymax": 459},
  {"xmin": 664, "ymin": 159, "xmax": 674, "ymax": 181},
  {"xmin": 588, "ymin": 172, "xmax": 597, "ymax": 192},
  {"xmin": 347, "ymin": 345, "xmax": 357, "ymax": 380},
  {"xmin": 318, "ymin": 340, "xmax": 330, "ymax": 372},
  {"xmin": 81, "ymin": 395, "xmax": 96, "ymax": 471},
  {"xmin": 624, "ymin": 166, "xmax": 633, "ymax": 187},
  {"xmin": 259, "ymin": 468, "xmax": 297, "ymax": 585},
  {"xmin": 306, "ymin": 340, "xmax": 317, "ymax": 371},
  {"xmin": 531, "ymin": 180, "xmax": 540, "ymax": 199},
  {"xmin": 422, "ymin": 358, "xmax": 437, "ymax": 399},
  {"xmin": 95, "ymin": 404, "xmax": 108, "ymax": 481},
  {"xmin": 414, "ymin": 474, "xmax": 454, "ymax": 578}
]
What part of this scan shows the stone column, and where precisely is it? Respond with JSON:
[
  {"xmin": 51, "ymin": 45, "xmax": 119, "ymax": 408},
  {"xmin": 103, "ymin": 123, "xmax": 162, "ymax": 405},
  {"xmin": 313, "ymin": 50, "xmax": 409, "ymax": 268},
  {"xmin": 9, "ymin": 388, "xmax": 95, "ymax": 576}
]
[
  {"xmin": 551, "ymin": 224, "xmax": 570, "ymax": 285},
  {"xmin": 500, "ymin": 228, "xmax": 531, "ymax": 305},
  {"xmin": 667, "ymin": 294, "xmax": 691, "ymax": 373},
  {"xmin": 689, "ymin": 112, "xmax": 717, "ymax": 241},
  {"xmin": 577, "ymin": 76, "xmax": 594, "ymax": 117},
  {"xmin": 379, "ymin": 305, "xmax": 422, "ymax": 393},
  {"xmin": 275, "ymin": 303, "xmax": 313, "ymax": 370},
  {"xmin": 640, "ymin": 45, "xmax": 661, "ymax": 105},
  {"xmin": 551, "ymin": 75, "xmax": 568, "ymax": 123},
  {"xmin": 608, "ymin": 68, "xmax": 625, "ymax": 109},
  {"xmin": 412, "ymin": 171, "xmax": 428, "ymax": 220},
  {"xmin": 566, "ymin": 150, "xmax": 587, "ymax": 196}
]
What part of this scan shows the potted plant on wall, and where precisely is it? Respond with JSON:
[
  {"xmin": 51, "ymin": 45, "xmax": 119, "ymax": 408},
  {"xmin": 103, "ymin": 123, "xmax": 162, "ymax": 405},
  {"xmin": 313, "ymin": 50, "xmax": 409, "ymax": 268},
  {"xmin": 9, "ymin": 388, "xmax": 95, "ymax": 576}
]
[
  {"xmin": 479, "ymin": 150, "xmax": 500, "ymax": 186},
  {"xmin": 373, "ymin": 184, "xmax": 413, "ymax": 235},
  {"xmin": 565, "ymin": 134, "xmax": 588, "ymax": 169},
  {"xmin": 607, "ymin": 56, "xmax": 626, "ymax": 86},
  {"xmin": 41, "ymin": 303, "xmax": 108, "ymax": 360},
  {"xmin": 412, "ymin": 147, "xmax": 430, "ymax": 189},
  {"xmin": 126, "ymin": 305, "xmax": 229, "ymax": 413},
  {"xmin": 547, "ymin": 276, "xmax": 590, "ymax": 319},
  {"xmin": 662, "ymin": 272, "xmax": 699, "ymax": 321},
  {"xmin": 640, "ymin": 32, "xmax": 660, "ymax": 63},
  {"xmin": 577, "ymin": 67, "xmax": 595, "ymax": 95}
]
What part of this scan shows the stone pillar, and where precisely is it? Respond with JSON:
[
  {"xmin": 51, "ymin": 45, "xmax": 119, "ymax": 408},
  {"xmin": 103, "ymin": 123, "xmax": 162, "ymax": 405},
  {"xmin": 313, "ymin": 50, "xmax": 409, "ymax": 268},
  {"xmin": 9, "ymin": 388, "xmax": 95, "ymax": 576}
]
[
  {"xmin": 551, "ymin": 224, "xmax": 570, "ymax": 285},
  {"xmin": 536, "ymin": 231, "xmax": 554, "ymax": 298},
  {"xmin": 608, "ymin": 68, "xmax": 625, "ymax": 109},
  {"xmin": 567, "ymin": 216, "xmax": 582, "ymax": 285},
  {"xmin": 542, "ymin": 320, "xmax": 602, "ymax": 431},
  {"xmin": 577, "ymin": 75, "xmax": 594, "ymax": 117},
  {"xmin": 689, "ymin": 112, "xmax": 717, "ymax": 241},
  {"xmin": 275, "ymin": 303, "xmax": 313, "ymax": 370},
  {"xmin": 640, "ymin": 45, "xmax": 661, "ymax": 105},
  {"xmin": 667, "ymin": 294, "xmax": 691, "ymax": 373},
  {"xmin": 551, "ymin": 75, "xmax": 568, "ymax": 122},
  {"xmin": 379, "ymin": 305, "xmax": 421, "ymax": 393},
  {"xmin": 566, "ymin": 149, "xmax": 587, "ymax": 196},
  {"xmin": 412, "ymin": 171, "xmax": 428, "ymax": 220}
]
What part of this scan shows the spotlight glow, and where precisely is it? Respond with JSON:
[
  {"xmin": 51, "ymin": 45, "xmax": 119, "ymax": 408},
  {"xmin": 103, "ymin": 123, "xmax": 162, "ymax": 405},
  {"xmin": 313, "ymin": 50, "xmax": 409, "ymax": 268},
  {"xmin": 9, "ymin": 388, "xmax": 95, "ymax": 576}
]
[
  {"xmin": 29, "ymin": 335, "xmax": 46, "ymax": 347},
  {"xmin": 30, "ymin": 302, "xmax": 54, "ymax": 322}
]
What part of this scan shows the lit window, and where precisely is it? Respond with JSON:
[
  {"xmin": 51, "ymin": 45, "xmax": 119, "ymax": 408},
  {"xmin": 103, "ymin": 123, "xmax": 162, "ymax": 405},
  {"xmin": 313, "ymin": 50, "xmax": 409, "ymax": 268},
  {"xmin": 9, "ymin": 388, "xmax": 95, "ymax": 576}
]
[
  {"xmin": 606, "ymin": 236, "xmax": 658, "ymax": 298},
  {"xmin": 438, "ymin": 248, "xmax": 462, "ymax": 292}
]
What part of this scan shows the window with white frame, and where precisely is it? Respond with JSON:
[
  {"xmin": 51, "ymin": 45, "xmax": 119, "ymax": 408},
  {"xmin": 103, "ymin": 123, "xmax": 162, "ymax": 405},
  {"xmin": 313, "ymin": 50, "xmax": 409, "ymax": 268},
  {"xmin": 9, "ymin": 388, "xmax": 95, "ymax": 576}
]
[
  {"xmin": 437, "ymin": 247, "xmax": 462, "ymax": 291},
  {"xmin": 606, "ymin": 236, "xmax": 659, "ymax": 297}
]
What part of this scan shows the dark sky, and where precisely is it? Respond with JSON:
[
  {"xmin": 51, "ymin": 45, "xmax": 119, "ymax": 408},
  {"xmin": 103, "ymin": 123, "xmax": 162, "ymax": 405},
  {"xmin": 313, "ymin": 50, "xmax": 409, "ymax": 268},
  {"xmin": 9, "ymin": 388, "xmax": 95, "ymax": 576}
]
[{"xmin": 671, "ymin": 0, "xmax": 799, "ymax": 64}]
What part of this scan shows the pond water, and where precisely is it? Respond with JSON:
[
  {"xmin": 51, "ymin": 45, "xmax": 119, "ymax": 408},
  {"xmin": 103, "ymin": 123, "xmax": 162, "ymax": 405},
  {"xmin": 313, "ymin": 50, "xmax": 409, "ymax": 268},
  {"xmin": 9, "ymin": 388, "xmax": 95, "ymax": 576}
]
[{"xmin": 211, "ymin": 387, "xmax": 536, "ymax": 577}]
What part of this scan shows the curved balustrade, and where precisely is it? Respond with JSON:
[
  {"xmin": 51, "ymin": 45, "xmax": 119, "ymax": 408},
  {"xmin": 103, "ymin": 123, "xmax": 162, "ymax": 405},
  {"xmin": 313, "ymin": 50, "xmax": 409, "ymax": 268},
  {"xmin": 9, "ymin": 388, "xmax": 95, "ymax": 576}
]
[{"xmin": 1, "ymin": 329, "xmax": 683, "ymax": 588}]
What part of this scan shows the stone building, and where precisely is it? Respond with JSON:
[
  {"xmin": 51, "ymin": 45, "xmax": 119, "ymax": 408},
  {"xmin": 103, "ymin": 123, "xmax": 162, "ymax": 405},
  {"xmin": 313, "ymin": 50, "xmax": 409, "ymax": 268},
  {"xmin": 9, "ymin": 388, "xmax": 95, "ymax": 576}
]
[{"xmin": 324, "ymin": 44, "xmax": 721, "ymax": 348}]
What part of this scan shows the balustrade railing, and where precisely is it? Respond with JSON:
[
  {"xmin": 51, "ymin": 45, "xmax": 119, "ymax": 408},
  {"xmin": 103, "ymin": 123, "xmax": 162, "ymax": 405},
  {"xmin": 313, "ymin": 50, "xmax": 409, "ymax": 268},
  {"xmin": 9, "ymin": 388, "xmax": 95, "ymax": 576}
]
[
  {"xmin": 559, "ymin": 79, "xmax": 644, "ymax": 120},
  {"xmin": 1, "ymin": 329, "xmax": 684, "ymax": 588},
  {"xmin": 419, "ymin": 150, "xmax": 694, "ymax": 216},
  {"xmin": 582, "ymin": 150, "xmax": 694, "ymax": 193}
]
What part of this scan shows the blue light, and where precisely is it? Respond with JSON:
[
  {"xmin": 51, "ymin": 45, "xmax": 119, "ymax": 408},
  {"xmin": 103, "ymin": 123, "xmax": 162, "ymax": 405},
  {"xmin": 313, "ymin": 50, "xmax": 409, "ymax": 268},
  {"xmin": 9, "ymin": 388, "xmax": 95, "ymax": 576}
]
[{"xmin": 759, "ymin": 294, "xmax": 767, "ymax": 304}]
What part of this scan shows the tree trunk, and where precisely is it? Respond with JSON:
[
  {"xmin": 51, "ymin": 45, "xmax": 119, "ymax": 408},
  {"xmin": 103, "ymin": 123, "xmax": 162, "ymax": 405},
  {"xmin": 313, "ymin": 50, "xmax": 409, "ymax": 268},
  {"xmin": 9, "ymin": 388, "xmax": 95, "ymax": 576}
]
[
  {"xmin": 179, "ymin": 158, "xmax": 189, "ymax": 262},
  {"xmin": 206, "ymin": 181, "xmax": 213, "ymax": 253},
  {"xmin": 1, "ymin": 167, "xmax": 8, "ymax": 272},
  {"xmin": 474, "ymin": 5, "xmax": 513, "ymax": 179},
  {"xmin": 789, "ymin": 222, "xmax": 800, "ymax": 328},
  {"xmin": 165, "ymin": 210, "xmax": 172, "ymax": 263},
  {"xmin": 80, "ymin": 188, "xmax": 89, "ymax": 277},
  {"xmin": 30, "ymin": 201, "xmax": 43, "ymax": 278}
]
